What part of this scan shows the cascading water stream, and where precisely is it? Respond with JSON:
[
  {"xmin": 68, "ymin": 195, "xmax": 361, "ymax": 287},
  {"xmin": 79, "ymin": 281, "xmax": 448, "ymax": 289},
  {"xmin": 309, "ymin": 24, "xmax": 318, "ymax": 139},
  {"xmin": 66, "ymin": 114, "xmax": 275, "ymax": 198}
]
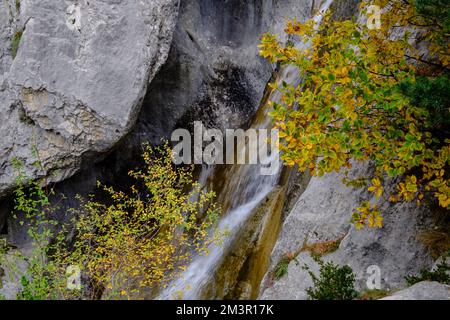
[{"xmin": 158, "ymin": 0, "xmax": 334, "ymax": 300}]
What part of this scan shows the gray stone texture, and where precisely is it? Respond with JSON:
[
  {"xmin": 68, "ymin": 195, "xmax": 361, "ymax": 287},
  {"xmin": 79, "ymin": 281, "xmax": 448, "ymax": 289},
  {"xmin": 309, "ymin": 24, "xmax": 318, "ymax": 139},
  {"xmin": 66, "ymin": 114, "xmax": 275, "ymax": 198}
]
[{"xmin": 0, "ymin": 0, "xmax": 179, "ymax": 197}]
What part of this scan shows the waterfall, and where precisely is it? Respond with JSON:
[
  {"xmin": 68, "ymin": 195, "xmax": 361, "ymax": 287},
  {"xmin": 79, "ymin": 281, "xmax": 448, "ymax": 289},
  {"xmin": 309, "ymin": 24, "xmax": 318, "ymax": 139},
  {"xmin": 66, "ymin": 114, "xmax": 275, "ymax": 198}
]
[{"xmin": 158, "ymin": 0, "xmax": 334, "ymax": 300}]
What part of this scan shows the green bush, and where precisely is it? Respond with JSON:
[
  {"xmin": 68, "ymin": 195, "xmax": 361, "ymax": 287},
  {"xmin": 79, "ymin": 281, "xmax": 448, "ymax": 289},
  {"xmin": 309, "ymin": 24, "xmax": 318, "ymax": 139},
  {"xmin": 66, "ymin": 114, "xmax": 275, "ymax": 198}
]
[
  {"xmin": 303, "ymin": 256, "xmax": 358, "ymax": 300},
  {"xmin": 6, "ymin": 160, "xmax": 63, "ymax": 300},
  {"xmin": 274, "ymin": 257, "xmax": 290, "ymax": 280},
  {"xmin": 405, "ymin": 256, "xmax": 450, "ymax": 286},
  {"xmin": 414, "ymin": 0, "xmax": 450, "ymax": 27},
  {"xmin": 401, "ymin": 75, "xmax": 450, "ymax": 138},
  {"xmin": 17, "ymin": 275, "xmax": 52, "ymax": 300}
]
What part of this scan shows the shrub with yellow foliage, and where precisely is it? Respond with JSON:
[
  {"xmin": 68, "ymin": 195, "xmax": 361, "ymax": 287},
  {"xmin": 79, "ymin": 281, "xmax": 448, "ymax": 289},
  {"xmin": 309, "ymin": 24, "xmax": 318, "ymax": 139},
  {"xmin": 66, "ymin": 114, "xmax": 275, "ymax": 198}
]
[
  {"xmin": 2, "ymin": 143, "xmax": 221, "ymax": 299},
  {"xmin": 259, "ymin": 0, "xmax": 449, "ymax": 228},
  {"xmin": 58, "ymin": 143, "xmax": 222, "ymax": 299}
]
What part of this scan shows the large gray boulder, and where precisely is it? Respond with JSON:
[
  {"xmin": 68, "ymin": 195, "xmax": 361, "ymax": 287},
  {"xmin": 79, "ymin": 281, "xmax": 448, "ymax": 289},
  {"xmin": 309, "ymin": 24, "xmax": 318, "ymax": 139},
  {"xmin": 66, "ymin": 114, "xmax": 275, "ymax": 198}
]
[
  {"xmin": 381, "ymin": 281, "xmax": 450, "ymax": 300},
  {"xmin": 260, "ymin": 162, "xmax": 435, "ymax": 300},
  {"xmin": 0, "ymin": 0, "xmax": 179, "ymax": 197}
]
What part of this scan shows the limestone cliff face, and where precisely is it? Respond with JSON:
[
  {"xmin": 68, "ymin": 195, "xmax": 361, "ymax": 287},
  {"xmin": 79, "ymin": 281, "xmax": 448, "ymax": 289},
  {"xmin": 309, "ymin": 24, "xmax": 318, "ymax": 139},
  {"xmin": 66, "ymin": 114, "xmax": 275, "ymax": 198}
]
[
  {"xmin": 117, "ymin": 0, "xmax": 315, "ymax": 149},
  {"xmin": 0, "ymin": 0, "xmax": 179, "ymax": 197},
  {"xmin": 0, "ymin": 0, "xmax": 446, "ymax": 300},
  {"xmin": 259, "ymin": 162, "xmax": 437, "ymax": 299}
]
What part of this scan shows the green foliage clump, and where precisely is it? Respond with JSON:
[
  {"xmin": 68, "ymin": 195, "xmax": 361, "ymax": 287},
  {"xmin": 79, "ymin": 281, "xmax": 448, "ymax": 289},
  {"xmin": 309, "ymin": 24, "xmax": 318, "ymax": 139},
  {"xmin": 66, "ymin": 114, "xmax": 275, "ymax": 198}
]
[
  {"xmin": 11, "ymin": 30, "xmax": 23, "ymax": 59},
  {"xmin": 274, "ymin": 257, "xmax": 291, "ymax": 280},
  {"xmin": 405, "ymin": 257, "xmax": 450, "ymax": 286},
  {"xmin": 0, "ymin": 161, "xmax": 75, "ymax": 299},
  {"xmin": 401, "ymin": 75, "xmax": 450, "ymax": 137},
  {"xmin": 2, "ymin": 159, "xmax": 64, "ymax": 300},
  {"xmin": 414, "ymin": 0, "xmax": 450, "ymax": 29},
  {"xmin": 303, "ymin": 256, "xmax": 358, "ymax": 300},
  {"xmin": 17, "ymin": 275, "xmax": 52, "ymax": 300}
]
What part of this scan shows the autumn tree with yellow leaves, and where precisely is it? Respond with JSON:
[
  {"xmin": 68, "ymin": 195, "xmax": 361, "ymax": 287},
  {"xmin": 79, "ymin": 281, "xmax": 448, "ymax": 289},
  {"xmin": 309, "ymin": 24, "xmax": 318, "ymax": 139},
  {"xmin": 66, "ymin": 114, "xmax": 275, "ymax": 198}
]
[
  {"xmin": 2, "ymin": 144, "xmax": 221, "ymax": 299},
  {"xmin": 58, "ymin": 144, "xmax": 222, "ymax": 299},
  {"xmin": 259, "ymin": 0, "xmax": 449, "ymax": 229}
]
